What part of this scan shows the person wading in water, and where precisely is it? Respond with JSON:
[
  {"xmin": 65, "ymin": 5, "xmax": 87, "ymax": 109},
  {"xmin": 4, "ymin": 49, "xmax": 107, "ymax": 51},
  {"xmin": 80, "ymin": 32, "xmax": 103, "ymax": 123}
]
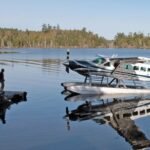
[{"xmin": 0, "ymin": 69, "xmax": 5, "ymax": 91}]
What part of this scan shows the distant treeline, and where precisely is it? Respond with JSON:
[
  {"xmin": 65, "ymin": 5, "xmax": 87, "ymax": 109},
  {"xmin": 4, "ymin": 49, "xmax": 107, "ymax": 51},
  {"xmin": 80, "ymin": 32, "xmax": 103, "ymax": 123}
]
[
  {"xmin": 0, "ymin": 24, "xmax": 150, "ymax": 49},
  {"xmin": 0, "ymin": 24, "xmax": 107, "ymax": 48},
  {"xmin": 114, "ymin": 32, "xmax": 150, "ymax": 49}
]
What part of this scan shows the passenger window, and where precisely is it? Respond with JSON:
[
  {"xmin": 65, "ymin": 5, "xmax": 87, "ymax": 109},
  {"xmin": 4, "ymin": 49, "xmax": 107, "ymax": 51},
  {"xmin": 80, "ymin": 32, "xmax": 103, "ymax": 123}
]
[
  {"xmin": 123, "ymin": 113, "xmax": 131, "ymax": 118},
  {"xmin": 147, "ymin": 109, "xmax": 150, "ymax": 113},
  {"xmin": 133, "ymin": 111, "xmax": 138, "ymax": 116},
  {"xmin": 140, "ymin": 110, "xmax": 145, "ymax": 115},
  {"xmin": 133, "ymin": 66, "xmax": 139, "ymax": 71},
  {"xmin": 141, "ymin": 67, "xmax": 146, "ymax": 72},
  {"xmin": 148, "ymin": 68, "xmax": 150, "ymax": 72}
]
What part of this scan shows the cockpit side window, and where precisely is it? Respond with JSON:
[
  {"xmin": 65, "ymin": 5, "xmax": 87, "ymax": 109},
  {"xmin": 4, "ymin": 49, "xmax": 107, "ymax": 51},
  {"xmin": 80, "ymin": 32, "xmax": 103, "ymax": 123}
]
[
  {"xmin": 125, "ymin": 64, "xmax": 133, "ymax": 70},
  {"xmin": 104, "ymin": 62, "xmax": 110, "ymax": 66}
]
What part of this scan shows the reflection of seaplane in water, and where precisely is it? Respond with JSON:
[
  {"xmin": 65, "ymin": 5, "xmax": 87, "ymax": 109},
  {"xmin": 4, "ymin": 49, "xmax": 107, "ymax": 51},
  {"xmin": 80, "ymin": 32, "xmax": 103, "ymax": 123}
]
[
  {"xmin": 0, "ymin": 91, "xmax": 27, "ymax": 124},
  {"xmin": 64, "ymin": 95, "xmax": 150, "ymax": 149},
  {"xmin": 62, "ymin": 50, "xmax": 150, "ymax": 95},
  {"xmin": 64, "ymin": 93, "xmax": 148, "ymax": 102}
]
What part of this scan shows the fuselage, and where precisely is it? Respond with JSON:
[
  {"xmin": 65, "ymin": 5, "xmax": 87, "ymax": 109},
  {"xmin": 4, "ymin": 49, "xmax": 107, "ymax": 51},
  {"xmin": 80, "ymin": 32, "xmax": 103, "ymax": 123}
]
[{"xmin": 65, "ymin": 56, "xmax": 150, "ymax": 81}]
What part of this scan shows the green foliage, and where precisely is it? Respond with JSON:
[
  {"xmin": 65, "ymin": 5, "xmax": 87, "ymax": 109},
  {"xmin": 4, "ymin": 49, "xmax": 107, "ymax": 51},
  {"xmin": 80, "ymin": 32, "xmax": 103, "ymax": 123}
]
[
  {"xmin": 114, "ymin": 32, "xmax": 150, "ymax": 48},
  {"xmin": 1, "ymin": 25, "xmax": 150, "ymax": 49},
  {"xmin": 0, "ymin": 25, "xmax": 107, "ymax": 48}
]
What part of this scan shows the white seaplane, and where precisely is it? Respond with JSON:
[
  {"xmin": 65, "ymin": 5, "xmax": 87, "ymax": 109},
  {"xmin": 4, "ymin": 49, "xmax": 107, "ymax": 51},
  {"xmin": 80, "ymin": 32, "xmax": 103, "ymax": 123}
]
[{"xmin": 62, "ymin": 50, "xmax": 150, "ymax": 95}]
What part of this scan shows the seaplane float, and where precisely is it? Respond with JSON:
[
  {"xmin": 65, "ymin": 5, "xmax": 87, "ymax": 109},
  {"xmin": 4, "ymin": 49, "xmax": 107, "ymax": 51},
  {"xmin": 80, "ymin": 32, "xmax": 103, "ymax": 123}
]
[
  {"xmin": 64, "ymin": 95, "xmax": 150, "ymax": 149},
  {"xmin": 61, "ymin": 49, "xmax": 150, "ymax": 95}
]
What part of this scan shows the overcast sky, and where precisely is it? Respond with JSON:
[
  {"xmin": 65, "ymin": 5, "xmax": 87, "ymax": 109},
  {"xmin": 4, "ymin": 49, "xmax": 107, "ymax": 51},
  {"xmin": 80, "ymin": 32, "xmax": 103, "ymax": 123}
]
[{"xmin": 0, "ymin": 0, "xmax": 150, "ymax": 39}]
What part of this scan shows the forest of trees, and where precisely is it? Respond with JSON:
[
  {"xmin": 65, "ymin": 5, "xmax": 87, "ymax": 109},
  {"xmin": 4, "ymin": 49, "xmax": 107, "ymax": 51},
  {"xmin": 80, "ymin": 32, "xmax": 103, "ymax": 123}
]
[
  {"xmin": 0, "ymin": 24, "xmax": 107, "ymax": 48},
  {"xmin": 114, "ymin": 32, "xmax": 150, "ymax": 48},
  {"xmin": 0, "ymin": 24, "xmax": 150, "ymax": 49}
]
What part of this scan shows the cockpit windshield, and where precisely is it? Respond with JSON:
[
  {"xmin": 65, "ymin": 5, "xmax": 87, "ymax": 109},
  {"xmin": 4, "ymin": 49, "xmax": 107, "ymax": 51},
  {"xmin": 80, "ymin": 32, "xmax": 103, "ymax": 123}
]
[{"xmin": 92, "ymin": 57, "xmax": 106, "ymax": 64}]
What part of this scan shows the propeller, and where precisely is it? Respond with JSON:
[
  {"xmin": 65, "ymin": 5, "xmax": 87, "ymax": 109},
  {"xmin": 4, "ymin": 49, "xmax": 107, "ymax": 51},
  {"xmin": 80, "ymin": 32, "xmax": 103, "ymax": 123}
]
[
  {"xmin": 66, "ymin": 49, "xmax": 70, "ymax": 60},
  {"xmin": 66, "ymin": 106, "xmax": 69, "ymax": 116},
  {"xmin": 66, "ymin": 65, "xmax": 69, "ymax": 73},
  {"xmin": 64, "ymin": 49, "xmax": 70, "ymax": 73},
  {"xmin": 64, "ymin": 106, "xmax": 71, "ymax": 130}
]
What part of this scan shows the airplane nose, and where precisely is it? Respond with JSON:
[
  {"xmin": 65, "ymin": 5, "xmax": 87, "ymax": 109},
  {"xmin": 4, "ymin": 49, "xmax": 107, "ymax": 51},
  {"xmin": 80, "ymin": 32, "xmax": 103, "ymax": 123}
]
[{"xmin": 63, "ymin": 61, "xmax": 69, "ymax": 66}]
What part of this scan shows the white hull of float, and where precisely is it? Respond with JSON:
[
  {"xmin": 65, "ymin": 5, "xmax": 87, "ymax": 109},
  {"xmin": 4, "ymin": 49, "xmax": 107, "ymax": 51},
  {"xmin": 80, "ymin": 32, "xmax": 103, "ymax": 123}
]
[{"xmin": 62, "ymin": 82, "xmax": 150, "ymax": 95}]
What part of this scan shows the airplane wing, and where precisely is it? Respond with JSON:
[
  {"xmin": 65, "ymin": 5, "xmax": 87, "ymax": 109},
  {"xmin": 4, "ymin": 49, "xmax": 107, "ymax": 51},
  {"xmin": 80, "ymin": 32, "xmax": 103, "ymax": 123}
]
[
  {"xmin": 110, "ymin": 56, "xmax": 150, "ymax": 64},
  {"xmin": 109, "ymin": 56, "xmax": 150, "ymax": 81},
  {"xmin": 109, "ymin": 115, "xmax": 150, "ymax": 149},
  {"xmin": 93, "ymin": 99, "xmax": 150, "ymax": 149},
  {"xmin": 108, "ymin": 101, "xmax": 150, "ymax": 149},
  {"xmin": 97, "ymin": 53, "xmax": 150, "ymax": 63}
]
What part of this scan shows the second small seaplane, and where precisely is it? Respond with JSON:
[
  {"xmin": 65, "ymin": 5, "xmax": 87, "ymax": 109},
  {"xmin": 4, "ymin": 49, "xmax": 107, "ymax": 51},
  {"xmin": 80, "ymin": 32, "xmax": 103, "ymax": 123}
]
[{"xmin": 62, "ymin": 50, "xmax": 150, "ymax": 95}]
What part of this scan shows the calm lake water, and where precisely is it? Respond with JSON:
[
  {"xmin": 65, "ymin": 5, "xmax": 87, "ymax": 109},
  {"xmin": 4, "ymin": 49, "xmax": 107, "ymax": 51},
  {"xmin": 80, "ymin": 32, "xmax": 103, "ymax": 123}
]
[{"xmin": 0, "ymin": 48, "xmax": 150, "ymax": 150}]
